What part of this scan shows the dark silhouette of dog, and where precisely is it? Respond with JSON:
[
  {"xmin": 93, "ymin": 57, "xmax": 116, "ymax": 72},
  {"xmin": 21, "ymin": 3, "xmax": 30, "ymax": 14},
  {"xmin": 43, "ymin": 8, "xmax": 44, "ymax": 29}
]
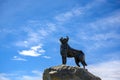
[{"xmin": 60, "ymin": 36, "xmax": 87, "ymax": 68}]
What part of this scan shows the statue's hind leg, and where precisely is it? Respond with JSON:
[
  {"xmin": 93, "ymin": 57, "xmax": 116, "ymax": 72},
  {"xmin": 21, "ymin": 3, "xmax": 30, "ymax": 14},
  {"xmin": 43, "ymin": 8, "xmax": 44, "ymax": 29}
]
[
  {"xmin": 81, "ymin": 61, "xmax": 87, "ymax": 69},
  {"xmin": 74, "ymin": 57, "xmax": 80, "ymax": 67},
  {"xmin": 81, "ymin": 61, "xmax": 85, "ymax": 69}
]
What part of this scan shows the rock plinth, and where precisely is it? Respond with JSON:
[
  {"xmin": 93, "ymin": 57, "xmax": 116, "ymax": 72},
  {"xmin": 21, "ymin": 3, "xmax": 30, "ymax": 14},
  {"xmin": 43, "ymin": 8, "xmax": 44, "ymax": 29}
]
[{"xmin": 43, "ymin": 65, "xmax": 101, "ymax": 80}]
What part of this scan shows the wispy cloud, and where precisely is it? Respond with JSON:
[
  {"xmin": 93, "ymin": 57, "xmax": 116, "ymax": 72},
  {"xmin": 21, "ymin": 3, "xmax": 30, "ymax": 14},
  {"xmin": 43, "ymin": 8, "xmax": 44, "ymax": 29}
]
[
  {"xmin": 0, "ymin": 73, "xmax": 10, "ymax": 80},
  {"xmin": 76, "ymin": 10, "xmax": 120, "ymax": 51},
  {"xmin": 54, "ymin": 0, "xmax": 111, "ymax": 23},
  {"xmin": 14, "ymin": 21, "xmax": 58, "ymax": 58},
  {"xmin": 32, "ymin": 70, "xmax": 42, "ymax": 75},
  {"xmin": 12, "ymin": 56, "xmax": 27, "ymax": 61},
  {"xmin": 88, "ymin": 60, "xmax": 120, "ymax": 80},
  {"xmin": 43, "ymin": 56, "xmax": 51, "ymax": 59},
  {"xmin": 79, "ymin": 32, "xmax": 120, "ymax": 41},
  {"xmin": 81, "ymin": 32, "xmax": 120, "ymax": 50},
  {"xmin": 21, "ymin": 70, "xmax": 42, "ymax": 80},
  {"xmin": 84, "ymin": 0, "xmax": 107, "ymax": 9},
  {"xmin": 15, "ymin": 30, "xmax": 45, "ymax": 48},
  {"xmin": 0, "ymin": 70, "xmax": 42, "ymax": 80},
  {"xmin": 19, "ymin": 45, "xmax": 45, "ymax": 57},
  {"xmin": 89, "ymin": 11, "xmax": 120, "ymax": 31},
  {"xmin": 55, "ymin": 7, "xmax": 83, "ymax": 22},
  {"xmin": 15, "ymin": 22, "xmax": 57, "ymax": 48},
  {"xmin": 1, "ymin": 61, "xmax": 120, "ymax": 80}
]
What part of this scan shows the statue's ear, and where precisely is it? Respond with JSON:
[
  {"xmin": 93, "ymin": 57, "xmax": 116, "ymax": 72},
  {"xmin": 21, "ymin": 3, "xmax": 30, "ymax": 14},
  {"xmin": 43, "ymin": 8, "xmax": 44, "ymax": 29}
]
[
  {"xmin": 60, "ymin": 37, "xmax": 63, "ymax": 42},
  {"xmin": 66, "ymin": 36, "xmax": 69, "ymax": 41}
]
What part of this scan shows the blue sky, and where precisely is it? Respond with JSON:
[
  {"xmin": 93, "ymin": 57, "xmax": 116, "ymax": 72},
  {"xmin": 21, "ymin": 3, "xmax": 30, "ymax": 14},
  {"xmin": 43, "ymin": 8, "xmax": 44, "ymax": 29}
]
[{"xmin": 0, "ymin": 0, "xmax": 120, "ymax": 80}]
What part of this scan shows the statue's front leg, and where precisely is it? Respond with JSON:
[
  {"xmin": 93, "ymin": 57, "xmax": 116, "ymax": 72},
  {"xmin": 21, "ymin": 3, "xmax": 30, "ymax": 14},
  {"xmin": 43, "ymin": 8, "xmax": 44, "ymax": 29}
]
[
  {"xmin": 60, "ymin": 48, "xmax": 67, "ymax": 65},
  {"xmin": 62, "ymin": 56, "xmax": 66, "ymax": 64},
  {"xmin": 74, "ymin": 57, "xmax": 80, "ymax": 67}
]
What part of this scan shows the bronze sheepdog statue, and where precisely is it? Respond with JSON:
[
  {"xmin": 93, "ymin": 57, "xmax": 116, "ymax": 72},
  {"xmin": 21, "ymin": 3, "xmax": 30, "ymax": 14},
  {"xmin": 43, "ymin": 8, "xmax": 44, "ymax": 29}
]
[{"xmin": 60, "ymin": 36, "xmax": 87, "ymax": 68}]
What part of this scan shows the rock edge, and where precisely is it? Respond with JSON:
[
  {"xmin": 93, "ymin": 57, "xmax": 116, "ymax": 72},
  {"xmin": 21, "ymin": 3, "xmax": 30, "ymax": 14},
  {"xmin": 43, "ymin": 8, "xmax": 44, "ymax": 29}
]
[{"xmin": 43, "ymin": 65, "xmax": 101, "ymax": 80}]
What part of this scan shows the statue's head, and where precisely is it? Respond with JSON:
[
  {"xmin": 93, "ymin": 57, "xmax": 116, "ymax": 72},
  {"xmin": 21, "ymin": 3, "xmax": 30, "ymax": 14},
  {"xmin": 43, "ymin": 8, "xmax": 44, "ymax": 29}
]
[{"xmin": 60, "ymin": 36, "xmax": 69, "ymax": 44}]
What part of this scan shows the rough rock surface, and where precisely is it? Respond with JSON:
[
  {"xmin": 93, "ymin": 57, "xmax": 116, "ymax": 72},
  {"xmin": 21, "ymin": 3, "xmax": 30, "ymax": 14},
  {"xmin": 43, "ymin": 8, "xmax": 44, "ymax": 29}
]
[{"xmin": 43, "ymin": 65, "xmax": 101, "ymax": 80}]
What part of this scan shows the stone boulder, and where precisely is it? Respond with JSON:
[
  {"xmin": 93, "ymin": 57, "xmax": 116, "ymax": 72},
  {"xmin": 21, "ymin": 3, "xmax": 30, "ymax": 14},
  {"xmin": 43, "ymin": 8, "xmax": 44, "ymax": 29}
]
[{"xmin": 43, "ymin": 65, "xmax": 101, "ymax": 80}]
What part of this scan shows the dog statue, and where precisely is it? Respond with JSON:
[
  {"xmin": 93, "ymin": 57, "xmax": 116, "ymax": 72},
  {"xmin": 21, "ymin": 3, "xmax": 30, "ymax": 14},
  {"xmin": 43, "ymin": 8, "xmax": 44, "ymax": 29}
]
[{"xmin": 60, "ymin": 36, "xmax": 87, "ymax": 68}]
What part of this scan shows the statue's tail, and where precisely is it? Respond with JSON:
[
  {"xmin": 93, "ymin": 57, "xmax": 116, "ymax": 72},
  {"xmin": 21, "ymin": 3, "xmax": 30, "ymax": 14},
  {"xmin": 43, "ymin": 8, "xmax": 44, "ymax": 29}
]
[{"xmin": 78, "ymin": 50, "xmax": 87, "ymax": 66}]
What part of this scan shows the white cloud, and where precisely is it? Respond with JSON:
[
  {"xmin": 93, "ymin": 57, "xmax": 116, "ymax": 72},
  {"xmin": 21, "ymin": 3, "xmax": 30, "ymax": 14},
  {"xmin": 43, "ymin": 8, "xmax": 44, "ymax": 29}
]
[
  {"xmin": 14, "ymin": 20, "xmax": 58, "ymax": 58},
  {"xmin": 12, "ymin": 56, "xmax": 27, "ymax": 61},
  {"xmin": 19, "ymin": 45, "xmax": 45, "ymax": 57},
  {"xmin": 31, "ymin": 45, "xmax": 42, "ymax": 51},
  {"xmin": 88, "ymin": 60, "xmax": 120, "ymax": 80},
  {"xmin": 19, "ymin": 49, "xmax": 41, "ymax": 57},
  {"xmin": 43, "ymin": 56, "xmax": 51, "ymax": 59},
  {"xmin": 38, "ymin": 49, "xmax": 45, "ymax": 53}
]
